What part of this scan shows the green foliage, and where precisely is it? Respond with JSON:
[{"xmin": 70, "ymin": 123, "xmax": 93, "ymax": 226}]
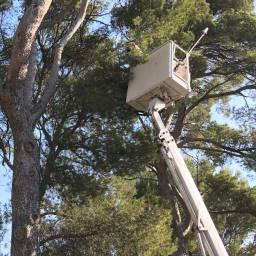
[
  {"xmin": 112, "ymin": 0, "xmax": 212, "ymax": 51},
  {"xmin": 184, "ymin": 160, "xmax": 256, "ymax": 255},
  {"xmin": 0, "ymin": 0, "xmax": 255, "ymax": 254},
  {"xmin": 38, "ymin": 27, "xmax": 157, "ymax": 198},
  {"xmin": 38, "ymin": 0, "xmax": 256, "ymax": 201},
  {"xmin": 41, "ymin": 178, "xmax": 176, "ymax": 256},
  {"xmin": 111, "ymin": 0, "xmax": 256, "ymax": 171},
  {"xmin": 34, "ymin": 1, "xmax": 256, "ymax": 254},
  {"xmin": 205, "ymin": 169, "xmax": 256, "ymax": 255},
  {"xmin": 206, "ymin": 0, "xmax": 254, "ymax": 15},
  {"xmin": 0, "ymin": 0, "xmax": 11, "ymax": 12},
  {"xmin": 40, "ymin": 161, "xmax": 256, "ymax": 255}
]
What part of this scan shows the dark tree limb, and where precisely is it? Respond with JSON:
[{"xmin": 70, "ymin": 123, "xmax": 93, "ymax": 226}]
[
  {"xmin": 40, "ymin": 231, "xmax": 98, "ymax": 246},
  {"xmin": 181, "ymin": 146, "xmax": 245, "ymax": 158},
  {"xmin": 178, "ymin": 137, "xmax": 250, "ymax": 156},
  {"xmin": 32, "ymin": 0, "xmax": 90, "ymax": 122},
  {"xmin": 187, "ymin": 75, "xmax": 236, "ymax": 114},
  {"xmin": 171, "ymin": 185, "xmax": 193, "ymax": 236},
  {"xmin": 187, "ymin": 83, "xmax": 256, "ymax": 115},
  {"xmin": 156, "ymin": 157, "xmax": 189, "ymax": 254},
  {"xmin": 40, "ymin": 211, "xmax": 66, "ymax": 218},
  {"xmin": 210, "ymin": 209, "xmax": 256, "ymax": 217},
  {"xmin": 179, "ymin": 137, "xmax": 256, "ymax": 165},
  {"xmin": 172, "ymin": 102, "xmax": 186, "ymax": 140},
  {"xmin": 24, "ymin": 41, "xmax": 38, "ymax": 108}
]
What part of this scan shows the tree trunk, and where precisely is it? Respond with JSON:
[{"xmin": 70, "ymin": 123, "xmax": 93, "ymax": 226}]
[
  {"xmin": 156, "ymin": 156, "xmax": 188, "ymax": 255},
  {"xmin": 11, "ymin": 129, "xmax": 40, "ymax": 256},
  {"xmin": 0, "ymin": 1, "xmax": 90, "ymax": 254},
  {"xmin": 2, "ymin": 88, "xmax": 40, "ymax": 256}
]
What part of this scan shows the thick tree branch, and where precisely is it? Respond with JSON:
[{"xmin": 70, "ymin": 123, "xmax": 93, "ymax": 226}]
[
  {"xmin": 178, "ymin": 137, "xmax": 254, "ymax": 157},
  {"xmin": 40, "ymin": 230, "xmax": 98, "ymax": 246},
  {"xmin": 171, "ymin": 184, "xmax": 193, "ymax": 236},
  {"xmin": 156, "ymin": 157, "xmax": 189, "ymax": 254},
  {"xmin": 187, "ymin": 84, "xmax": 256, "ymax": 115},
  {"xmin": 172, "ymin": 102, "xmax": 186, "ymax": 140},
  {"xmin": 124, "ymin": 177, "xmax": 158, "ymax": 182},
  {"xmin": 187, "ymin": 76, "xmax": 235, "ymax": 114},
  {"xmin": 6, "ymin": 0, "xmax": 52, "ymax": 86},
  {"xmin": 32, "ymin": 0, "xmax": 90, "ymax": 122},
  {"xmin": 137, "ymin": 114, "xmax": 153, "ymax": 142},
  {"xmin": 181, "ymin": 146, "xmax": 244, "ymax": 158},
  {"xmin": 40, "ymin": 211, "xmax": 66, "ymax": 218},
  {"xmin": 24, "ymin": 41, "xmax": 38, "ymax": 107},
  {"xmin": 40, "ymin": 0, "xmax": 80, "ymax": 29},
  {"xmin": 210, "ymin": 209, "xmax": 256, "ymax": 217},
  {"xmin": 205, "ymin": 84, "xmax": 256, "ymax": 98}
]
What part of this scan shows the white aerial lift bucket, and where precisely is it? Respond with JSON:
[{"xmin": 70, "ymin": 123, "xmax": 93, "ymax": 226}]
[{"xmin": 126, "ymin": 41, "xmax": 191, "ymax": 111}]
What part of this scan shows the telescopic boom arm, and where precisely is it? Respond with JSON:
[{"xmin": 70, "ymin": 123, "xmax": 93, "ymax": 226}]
[{"xmin": 148, "ymin": 98, "xmax": 229, "ymax": 256}]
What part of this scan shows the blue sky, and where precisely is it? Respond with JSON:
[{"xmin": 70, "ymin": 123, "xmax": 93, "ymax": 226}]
[{"xmin": 0, "ymin": 168, "xmax": 11, "ymax": 253}]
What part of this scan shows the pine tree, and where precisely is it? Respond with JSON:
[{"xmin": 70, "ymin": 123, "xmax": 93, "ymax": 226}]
[{"xmin": 0, "ymin": 0, "xmax": 256, "ymax": 255}]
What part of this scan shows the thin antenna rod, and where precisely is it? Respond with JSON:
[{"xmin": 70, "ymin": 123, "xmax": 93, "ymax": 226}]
[{"xmin": 188, "ymin": 27, "xmax": 209, "ymax": 55}]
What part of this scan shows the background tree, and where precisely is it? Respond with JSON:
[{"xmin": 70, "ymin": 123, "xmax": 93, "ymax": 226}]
[
  {"xmin": 111, "ymin": 0, "xmax": 256, "ymax": 253},
  {"xmin": 0, "ymin": 0, "xmax": 92, "ymax": 254},
  {"xmin": 40, "ymin": 177, "xmax": 175, "ymax": 256}
]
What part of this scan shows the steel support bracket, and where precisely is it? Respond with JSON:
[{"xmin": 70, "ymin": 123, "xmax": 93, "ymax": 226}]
[
  {"xmin": 148, "ymin": 98, "xmax": 166, "ymax": 115},
  {"xmin": 197, "ymin": 211, "xmax": 207, "ymax": 231}
]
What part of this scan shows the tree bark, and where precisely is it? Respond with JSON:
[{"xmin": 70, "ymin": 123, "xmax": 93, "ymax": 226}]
[
  {"xmin": 0, "ymin": 1, "xmax": 52, "ymax": 254},
  {"xmin": 0, "ymin": 0, "xmax": 90, "ymax": 254},
  {"xmin": 1, "ymin": 86, "xmax": 41, "ymax": 255},
  {"xmin": 11, "ymin": 121, "xmax": 40, "ymax": 256}
]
